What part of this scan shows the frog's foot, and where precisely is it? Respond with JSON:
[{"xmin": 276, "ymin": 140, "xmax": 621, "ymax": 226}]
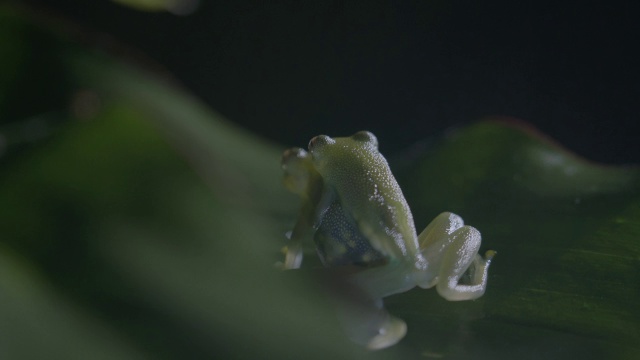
[
  {"xmin": 485, "ymin": 250, "xmax": 497, "ymax": 262},
  {"xmin": 335, "ymin": 288, "xmax": 408, "ymax": 350},
  {"xmin": 467, "ymin": 250, "xmax": 496, "ymax": 285},
  {"xmin": 366, "ymin": 315, "xmax": 407, "ymax": 350}
]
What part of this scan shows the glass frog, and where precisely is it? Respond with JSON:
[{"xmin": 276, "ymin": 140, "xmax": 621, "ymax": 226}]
[{"xmin": 281, "ymin": 131, "xmax": 495, "ymax": 350}]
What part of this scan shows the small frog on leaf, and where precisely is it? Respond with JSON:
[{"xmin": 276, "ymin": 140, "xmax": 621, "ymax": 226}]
[{"xmin": 281, "ymin": 131, "xmax": 495, "ymax": 349}]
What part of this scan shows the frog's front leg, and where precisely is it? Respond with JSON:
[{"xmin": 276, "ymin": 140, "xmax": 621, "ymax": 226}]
[
  {"xmin": 280, "ymin": 200, "xmax": 317, "ymax": 269},
  {"xmin": 281, "ymin": 226, "xmax": 304, "ymax": 269},
  {"xmin": 417, "ymin": 212, "xmax": 496, "ymax": 301},
  {"xmin": 280, "ymin": 147, "xmax": 331, "ymax": 269}
]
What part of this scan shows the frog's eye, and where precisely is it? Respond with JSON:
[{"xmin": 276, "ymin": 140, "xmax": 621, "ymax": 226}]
[
  {"xmin": 281, "ymin": 147, "xmax": 309, "ymax": 168},
  {"xmin": 352, "ymin": 131, "xmax": 378, "ymax": 148},
  {"xmin": 282, "ymin": 148, "xmax": 314, "ymax": 194},
  {"xmin": 308, "ymin": 135, "xmax": 335, "ymax": 151}
]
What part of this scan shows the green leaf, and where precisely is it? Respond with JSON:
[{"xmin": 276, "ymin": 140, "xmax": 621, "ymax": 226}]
[
  {"xmin": 395, "ymin": 121, "xmax": 640, "ymax": 359},
  {"xmin": 1, "ymin": 4, "xmax": 638, "ymax": 359}
]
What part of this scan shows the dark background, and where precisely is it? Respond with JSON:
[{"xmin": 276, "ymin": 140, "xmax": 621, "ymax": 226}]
[{"xmin": 23, "ymin": 0, "xmax": 639, "ymax": 164}]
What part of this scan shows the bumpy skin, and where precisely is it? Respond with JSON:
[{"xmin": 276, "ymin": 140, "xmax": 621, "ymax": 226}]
[
  {"xmin": 307, "ymin": 131, "xmax": 424, "ymax": 266},
  {"xmin": 281, "ymin": 131, "xmax": 495, "ymax": 350},
  {"xmin": 313, "ymin": 200, "xmax": 386, "ymax": 267}
]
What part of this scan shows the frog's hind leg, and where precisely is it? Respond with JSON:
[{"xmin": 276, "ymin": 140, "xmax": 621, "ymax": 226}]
[
  {"xmin": 416, "ymin": 212, "xmax": 495, "ymax": 300},
  {"xmin": 415, "ymin": 212, "xmax": 464, "ymax": 288},
  {"xmin": 418, "ymin": 212, "xmax": 465, "ymax": 251},
  {"xmin": 330, "ymin": 266, "xmax": 408, "ymax": 350},
  {"xmin": 434, "ymin": 225, "xmax": 494, "ymax": 301},
  {"xmin": 336, "ymin": 296, "xmax": 407, "ymax": 350}
]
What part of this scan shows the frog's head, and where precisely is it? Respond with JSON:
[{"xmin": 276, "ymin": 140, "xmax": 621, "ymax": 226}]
[
  {"xmin": 308, "ymin": 131, "xmax": 379, "ymax": 171},
  {"xmin": 281, "ymin": 147, "xmax": 318, "ymax": 195}
]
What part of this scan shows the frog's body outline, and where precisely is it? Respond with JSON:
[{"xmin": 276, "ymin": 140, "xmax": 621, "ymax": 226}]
[{"xmin": 281, "ymin": 131, "xmax": 495, "ymax": 350}]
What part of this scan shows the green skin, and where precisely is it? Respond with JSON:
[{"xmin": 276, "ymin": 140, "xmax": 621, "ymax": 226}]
[{"xmin": 281, "ymin": 131, "xmax": 495, "ymax": 350}]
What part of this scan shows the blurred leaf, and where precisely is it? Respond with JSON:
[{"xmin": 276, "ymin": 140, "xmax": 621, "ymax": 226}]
[
  {"xmin": 0, "ymin": 246, "xmax": 148, "ymax": 359},
  {"xmin": 110, "ymin": 0, "xmax": 199, "ymax": 15},
  {"xmin": 0, "ymin": 4, "xmax": 639, "ymax": 360},
  {"xmin": 0, "ymin": 4, "xmax": 383, "ymax": 359}
]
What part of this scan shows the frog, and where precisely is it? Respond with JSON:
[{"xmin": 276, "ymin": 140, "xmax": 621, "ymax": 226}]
[{"xmin": 280, "ymin": 131, "xmax": 495, "ymax": 350}]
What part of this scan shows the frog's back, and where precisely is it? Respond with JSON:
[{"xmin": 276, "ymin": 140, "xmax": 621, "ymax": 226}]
[{"xmin": 311, "ymin": 133, "xmax": 419, "ymax": 259}]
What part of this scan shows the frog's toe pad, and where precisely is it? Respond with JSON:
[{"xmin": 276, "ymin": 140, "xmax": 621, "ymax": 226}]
[
  {"xmin": 485, "ymin": 250, "xmax": 497, "ymax": 262},
  {"xmin": 366, "ymin": 316, "xmax": 407, "ymax": 350}
]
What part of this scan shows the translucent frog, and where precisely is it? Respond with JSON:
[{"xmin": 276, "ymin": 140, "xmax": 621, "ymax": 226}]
[{"xmin": 280, "ymin": 131, "xmax": 495, "ymax": 350}]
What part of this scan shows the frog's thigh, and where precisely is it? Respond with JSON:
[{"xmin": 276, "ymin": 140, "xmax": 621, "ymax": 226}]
[
  {"xmin": 415, "ymin": 212, "xmax": 464, "ymax": 288},
  {"xmin": 435, "ymin": 226, "xmax": 490, "ymax": 301},
  {"xmin": 349, "ymin": 262, "xmax": 417, "ymax": 300},
  {"xmin": 418, "ymin": 212, "xmax": 464, "ymax": 250}
]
